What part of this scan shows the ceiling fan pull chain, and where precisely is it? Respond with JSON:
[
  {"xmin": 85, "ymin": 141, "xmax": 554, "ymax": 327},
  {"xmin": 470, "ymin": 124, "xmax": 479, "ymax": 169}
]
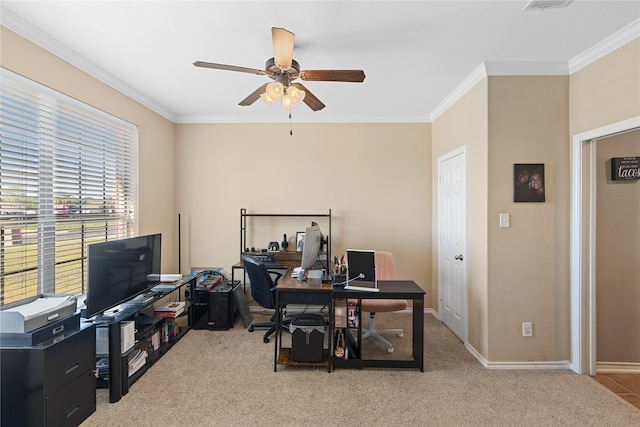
[{"xmin": 289, "ymin": 113, "xmax": 293, "ymax": 136}]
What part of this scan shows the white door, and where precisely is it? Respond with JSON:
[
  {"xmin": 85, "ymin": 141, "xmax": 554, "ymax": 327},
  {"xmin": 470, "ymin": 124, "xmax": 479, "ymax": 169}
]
[{"xmin": 438, "ymin": 147, "xmax": 467, "ymax": 342}]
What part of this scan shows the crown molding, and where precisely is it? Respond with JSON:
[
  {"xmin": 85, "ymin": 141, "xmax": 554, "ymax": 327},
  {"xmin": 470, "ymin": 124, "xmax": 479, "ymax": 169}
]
[
  {"xmin": 1, "ymin": 7, "xmax": 178, "ymax": 123},
  {"xmin": 176, "ymin": 113, "xmax": 430, "ymax": 124},
  {"xmin": 569, "ymin": 18, "xmax": 640, "ymax": 74},
  {"xmin": 429, "ymin": 63, "xmax": 487, "ymax": 122}
]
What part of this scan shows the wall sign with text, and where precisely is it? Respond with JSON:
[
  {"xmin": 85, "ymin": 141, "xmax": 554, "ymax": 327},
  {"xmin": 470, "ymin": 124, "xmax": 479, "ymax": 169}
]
[{"xmin": 611, "ymin": 157, "xmax": 640, "ymax": 181}]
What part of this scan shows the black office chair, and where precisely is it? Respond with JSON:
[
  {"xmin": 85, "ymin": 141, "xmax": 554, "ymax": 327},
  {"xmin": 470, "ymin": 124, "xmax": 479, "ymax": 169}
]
[{"xmin": 242, "ymin": 255, "xmax": 286, "ymax": 343}]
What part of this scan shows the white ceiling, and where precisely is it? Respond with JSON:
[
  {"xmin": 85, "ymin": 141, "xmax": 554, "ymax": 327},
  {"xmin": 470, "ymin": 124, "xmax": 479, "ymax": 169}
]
[{"xmin": 2, "ymin": 1, "xmax": 639, "ymax": 123}]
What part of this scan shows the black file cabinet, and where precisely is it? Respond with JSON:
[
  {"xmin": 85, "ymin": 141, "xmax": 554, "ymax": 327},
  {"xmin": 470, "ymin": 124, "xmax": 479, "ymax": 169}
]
[{"xmin": 1, "ymin": 323, "xmax": 96, "ymax": 427}]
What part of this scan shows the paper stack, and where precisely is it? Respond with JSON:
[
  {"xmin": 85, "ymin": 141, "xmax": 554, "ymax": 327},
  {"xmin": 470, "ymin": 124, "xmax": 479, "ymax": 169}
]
[{"xmin": 153, "ymin": 301, "xmax": 185, "ymax": 318}]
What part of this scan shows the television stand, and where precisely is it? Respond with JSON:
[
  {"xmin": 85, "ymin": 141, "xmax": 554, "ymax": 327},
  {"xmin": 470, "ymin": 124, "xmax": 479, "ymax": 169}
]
[{"xmin": 90, "ymin": 275, "xmax": 197, "ymax": 403}]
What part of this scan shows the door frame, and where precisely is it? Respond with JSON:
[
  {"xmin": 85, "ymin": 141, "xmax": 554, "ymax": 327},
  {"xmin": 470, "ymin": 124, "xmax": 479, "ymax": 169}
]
[
  {"xmin": 570, "ymin": 116, "xmax": 640, "ymax": 375},
  {"xmin": 437, "ymin": 145, "xmax": 468, "ymax": 344}
]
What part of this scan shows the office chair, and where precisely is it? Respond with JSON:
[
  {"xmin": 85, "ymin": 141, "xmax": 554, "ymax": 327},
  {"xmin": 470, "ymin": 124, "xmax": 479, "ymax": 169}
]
[
  {"xmin": 242, "ymin": 255, "xmax": 286, "ymax": 343},
  {"xmin": 348, "ymin": 251, "xmax": 407, "ymax": 353}
]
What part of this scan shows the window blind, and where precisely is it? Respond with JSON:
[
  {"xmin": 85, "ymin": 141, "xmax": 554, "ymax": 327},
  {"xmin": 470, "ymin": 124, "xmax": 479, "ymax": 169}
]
[{"xmin": 0, "ymin": 68, "xmax": 138, "ymax": 305}]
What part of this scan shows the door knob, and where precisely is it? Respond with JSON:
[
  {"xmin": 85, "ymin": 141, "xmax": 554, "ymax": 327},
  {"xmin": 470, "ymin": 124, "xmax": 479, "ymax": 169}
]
[{"xmin": 454, "ymin": 255, "xmax": 464, "ymax": 261}]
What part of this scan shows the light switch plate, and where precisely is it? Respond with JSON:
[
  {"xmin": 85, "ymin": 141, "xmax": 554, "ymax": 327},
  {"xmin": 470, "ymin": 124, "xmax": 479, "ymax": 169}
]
[{"xmin": 499, "ymin": 213, "xmax": 510, "ymax": 228}]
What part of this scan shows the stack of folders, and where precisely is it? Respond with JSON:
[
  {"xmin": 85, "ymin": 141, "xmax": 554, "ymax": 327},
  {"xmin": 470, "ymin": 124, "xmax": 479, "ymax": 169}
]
[
  {"xmin": 153, "ymin": 301, "xmax": 185, "ymax": 318},
  {"xmin": 128, "ymin": 348, "xmax": 147, "ymax": 377}
]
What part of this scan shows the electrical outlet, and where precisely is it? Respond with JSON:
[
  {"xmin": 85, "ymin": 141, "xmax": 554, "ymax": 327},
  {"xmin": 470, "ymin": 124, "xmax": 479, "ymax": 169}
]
[{"xmin": 522, "ymin": 322, "xmax": 533, "ymax": 337}]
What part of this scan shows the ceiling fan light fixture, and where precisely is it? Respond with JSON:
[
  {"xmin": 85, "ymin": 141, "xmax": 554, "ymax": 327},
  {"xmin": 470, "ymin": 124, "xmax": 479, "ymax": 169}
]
[
  {"xmin": 281, "ymin": 85, "xmax": 305, "ymax": 110},
  {"xmin": 260, "ymin": 92, "xmax": 276, "ymax": 106},
  {"xmin": 265, "ymin": 81, "xmax": 284, "ymax": 100}
]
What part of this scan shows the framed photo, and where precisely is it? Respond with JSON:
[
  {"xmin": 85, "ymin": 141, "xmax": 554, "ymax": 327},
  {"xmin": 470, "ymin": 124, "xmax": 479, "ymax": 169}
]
[
  {"xmin": 295, "ymin": 231, "xmax": 305, "ymax": 252},
  {"xmin": 514, "ymin": 163, "xmax": 545, "ymax": 202}
]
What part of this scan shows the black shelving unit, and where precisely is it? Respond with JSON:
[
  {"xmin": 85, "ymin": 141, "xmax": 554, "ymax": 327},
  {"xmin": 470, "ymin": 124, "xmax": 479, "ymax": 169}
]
[
  {"xmin": 92, "ymin": 275, "xmax": 197, "ymax": 402},
  {"xmin": 239, "ymin": 208, "xmax": 332, "ymax": 268}
]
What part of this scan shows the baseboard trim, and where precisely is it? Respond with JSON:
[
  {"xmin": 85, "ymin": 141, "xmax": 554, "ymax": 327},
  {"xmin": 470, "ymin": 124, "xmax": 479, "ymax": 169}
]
[
  {"xmin": 466, "ymin": 342, "xmax": 572, "ymax": 370},
  {"xmin": 425, "ymin": 308, "xmax": 439, "ymax": 318},
  {"xmin": 249, "ymin": 306, "xmax": 576, "ymax": 371},
  {"xmin": 597, "ymin": 362, "xmax": 640, "ymax": 373}
]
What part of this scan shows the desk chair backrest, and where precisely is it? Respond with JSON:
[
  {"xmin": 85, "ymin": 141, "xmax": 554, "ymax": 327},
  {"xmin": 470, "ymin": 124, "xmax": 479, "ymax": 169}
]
[
  {"xmin": 375, "ymin": 251, "xmax": 395, "ymax": 280},
  {"xmin": 242, "ymin": 255, "xmax": 277, "ymax": 309}
]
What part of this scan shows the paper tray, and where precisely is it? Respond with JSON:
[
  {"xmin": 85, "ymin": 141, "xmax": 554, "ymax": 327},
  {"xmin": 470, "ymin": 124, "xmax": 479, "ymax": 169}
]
[{"xmin": 0, "ymin": 293, "xmax": 77, "ymax": 333}]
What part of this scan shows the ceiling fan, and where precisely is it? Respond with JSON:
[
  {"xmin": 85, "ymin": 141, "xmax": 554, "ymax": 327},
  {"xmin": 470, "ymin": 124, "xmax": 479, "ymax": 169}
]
[{"xmin": 193, "ymin": 27, "xmax": 366, "ymax": 111}]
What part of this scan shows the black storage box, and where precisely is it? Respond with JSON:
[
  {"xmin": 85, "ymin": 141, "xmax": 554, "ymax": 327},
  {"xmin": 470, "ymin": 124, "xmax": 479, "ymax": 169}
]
[
  {"xmin": 193, "ymin": 280, "xmax": 240, "ymax": 330},
  {"xmin": 291, "ymin": 313, "xmax": 325, "ymax": 362},
  {"xmin": 134, "ymin": 316, "xmax": 165, "ymax": 340},
  {"xmin": 0, "ymin": 312, "xmax": 80, "ymax": 347}
]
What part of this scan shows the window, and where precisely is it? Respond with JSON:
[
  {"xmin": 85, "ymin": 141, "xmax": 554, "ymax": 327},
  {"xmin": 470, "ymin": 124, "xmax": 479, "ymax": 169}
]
[{"xmin": 0, "ymin": 68, "xmax": 138, "ymax": 305}]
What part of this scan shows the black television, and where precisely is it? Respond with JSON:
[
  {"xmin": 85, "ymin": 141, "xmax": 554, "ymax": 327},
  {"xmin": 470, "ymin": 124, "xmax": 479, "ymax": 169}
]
[{"xmin": 84, "ymin": 233, "xmax": 161, "ymax": 319}]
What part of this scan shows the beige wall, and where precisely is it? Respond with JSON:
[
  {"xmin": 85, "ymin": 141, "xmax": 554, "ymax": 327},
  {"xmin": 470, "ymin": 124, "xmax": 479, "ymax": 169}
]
[
  {"xmin": 596, "ymin": 130, "xmax": 640, "ymax": 363},
  {"xmin": 432, "ymin": 80, "xmax": 489, "ymax": 355},
  {"xmin": 570, "ymin": 38, "xmax": 640, "ymax": 367},
  {"xmin": 570, "ymin": 39, "xmax": 640, "ymax": 135},
  {"xmin": 487, "ymin": 76, "xmax": 571, "ymax": 362},
  {"xmin": 175, "ymin": 123, "xmax": 433, "ymax": 299},
  {"xmin": 1, "ymin": 27, "xmax": 179, "ymax": 272}
]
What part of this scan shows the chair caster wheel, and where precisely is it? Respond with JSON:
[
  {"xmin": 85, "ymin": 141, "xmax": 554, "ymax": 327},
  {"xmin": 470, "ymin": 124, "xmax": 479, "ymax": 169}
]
[
  {"xmin": 387, "ymin": 347, "xmax": 394, "ymax": 354},
  {"xmin": 263, "ymin": 336, "xmax": 270, "ymax": 343},
  {"xmin": 248, "ymin": 326, "xmax": 254, "ymax": 332}
]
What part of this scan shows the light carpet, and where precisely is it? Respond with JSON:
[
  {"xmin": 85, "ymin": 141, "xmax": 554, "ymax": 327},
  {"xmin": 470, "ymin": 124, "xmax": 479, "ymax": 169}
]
[{"xmin": 81, "ymin": 312, "xmax": 640, "ymax": 426}]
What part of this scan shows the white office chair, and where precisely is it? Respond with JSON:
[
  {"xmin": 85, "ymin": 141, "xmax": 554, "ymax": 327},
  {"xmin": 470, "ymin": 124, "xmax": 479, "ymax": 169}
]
[{"xmin": 347, "ymin": 251, "xmax": 407, "ymax": 353}]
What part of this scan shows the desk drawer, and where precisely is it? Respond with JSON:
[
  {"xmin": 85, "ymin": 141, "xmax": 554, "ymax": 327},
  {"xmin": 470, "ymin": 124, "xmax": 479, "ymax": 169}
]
[
  {"xmin": 45, "ymin": 327, "xmax": 95, "ymax": 393},
  {"xmin": 278, "ymin": 292, "xmax": 331, "ymax": 306},
  {"xmin": 46, "ymin": 369, "xmax": 96, "ymax": 426}
]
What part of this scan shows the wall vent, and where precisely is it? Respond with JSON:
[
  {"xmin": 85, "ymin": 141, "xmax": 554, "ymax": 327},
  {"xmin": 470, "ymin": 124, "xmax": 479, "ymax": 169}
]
[{"xmin": 523, "ymin": 0, "xmax": 573, "ymax": 11}]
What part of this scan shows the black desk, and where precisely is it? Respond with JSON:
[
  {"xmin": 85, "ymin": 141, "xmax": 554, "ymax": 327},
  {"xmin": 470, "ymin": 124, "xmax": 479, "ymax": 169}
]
[
  {"xmin": 274, "ymin": 269, "xmax": 425, "ymax": 373},
  {"xmin": 333, "ymin": 281, "xmax": 425, "ymax": 372}
]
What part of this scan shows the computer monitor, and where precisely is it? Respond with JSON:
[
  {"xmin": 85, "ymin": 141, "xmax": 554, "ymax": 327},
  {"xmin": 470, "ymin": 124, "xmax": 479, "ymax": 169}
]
[{"xmin": 301, "ymin": 224, "xmax": 322, "ymax": 269}]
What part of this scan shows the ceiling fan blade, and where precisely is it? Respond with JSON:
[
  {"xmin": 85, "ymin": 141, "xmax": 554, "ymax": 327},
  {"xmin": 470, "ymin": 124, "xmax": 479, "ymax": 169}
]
[
  {"xmin": 291, "ymin": 83, "xmax": 325, "ymax": 111},
  {"xmin": 194, "ymin": 61, "xmax": 269, "ymax": 76},
  {"xmin": 272, "ymin": 27, "xmax": 294, "ymax": 68},
  {"xmin": 300, "ymin": 70, "xmax": 366, "ymax": 83},
  {"xmin": 239, "ymin": 83, "xmax": 268, "ymax": 106}
]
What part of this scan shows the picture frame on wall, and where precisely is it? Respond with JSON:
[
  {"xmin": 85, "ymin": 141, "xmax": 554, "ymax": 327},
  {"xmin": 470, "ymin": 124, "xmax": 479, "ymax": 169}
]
[
  {"xmin": 296, "ymin": 232, "xmax": 305, "ymax": 252},
  {"xmin": 514, "ymin": 163, "xmax": 545, "ymax": 202}
]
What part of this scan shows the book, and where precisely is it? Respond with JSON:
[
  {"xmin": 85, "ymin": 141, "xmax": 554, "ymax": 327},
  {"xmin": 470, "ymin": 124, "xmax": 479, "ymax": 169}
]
[
  {"xmin": 153, "ymin": 301, "xmax": 185, "ymax": 313},
  {"xmin": 153, "ymin": 309, "xmax": 183, "ymax": 318}
]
